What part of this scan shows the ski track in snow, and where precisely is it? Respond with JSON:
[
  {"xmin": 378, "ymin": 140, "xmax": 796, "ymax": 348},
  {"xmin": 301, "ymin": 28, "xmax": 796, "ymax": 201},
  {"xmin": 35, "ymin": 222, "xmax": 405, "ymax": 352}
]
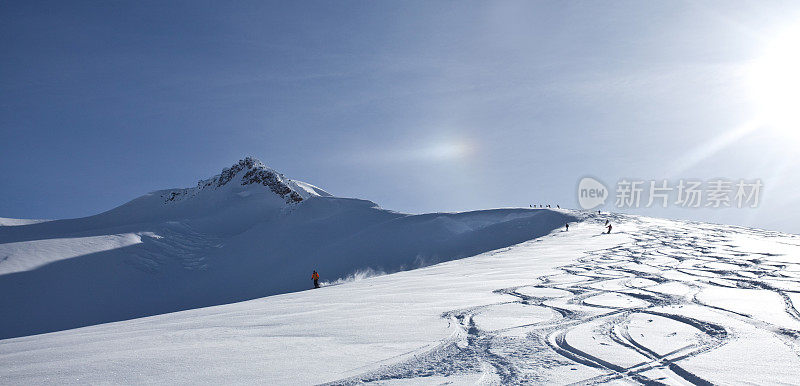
[
  {"xmin": 2, "ymin": 211, "xmax": 799, "ymax": 384},
  {"xmin": 328, "ymin": 213, "xmax": 800, "ymax": 385}
]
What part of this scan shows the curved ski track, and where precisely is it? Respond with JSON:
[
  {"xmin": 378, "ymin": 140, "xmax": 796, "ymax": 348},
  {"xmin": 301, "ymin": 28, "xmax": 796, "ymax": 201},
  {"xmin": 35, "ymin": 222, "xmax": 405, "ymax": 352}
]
[{"xmin": 326, "ymin": 214, "xmax": 800, "ymax": 385}]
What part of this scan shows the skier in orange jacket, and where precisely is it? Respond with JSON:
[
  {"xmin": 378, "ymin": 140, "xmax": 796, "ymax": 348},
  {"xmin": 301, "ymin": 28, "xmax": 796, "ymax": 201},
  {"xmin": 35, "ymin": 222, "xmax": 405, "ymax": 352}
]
[{"xmin": 312, "ymin": 270, "xmax": 320, "ymax": 288}]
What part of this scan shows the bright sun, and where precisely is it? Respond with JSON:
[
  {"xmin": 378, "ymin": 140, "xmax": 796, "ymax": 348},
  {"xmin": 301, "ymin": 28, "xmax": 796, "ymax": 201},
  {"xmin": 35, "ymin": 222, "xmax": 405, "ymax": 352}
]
[{"xmin": 748, "ymin": 26, "xmax": 800, "ymax": 136}]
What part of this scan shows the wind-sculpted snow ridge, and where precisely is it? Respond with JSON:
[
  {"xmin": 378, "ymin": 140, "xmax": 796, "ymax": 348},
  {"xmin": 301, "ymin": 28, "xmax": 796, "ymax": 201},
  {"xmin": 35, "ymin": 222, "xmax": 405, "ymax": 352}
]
[
  {"xmin": 0, "ymin": 155, "xmax": 573, "ymax": 339},
  {"xmin": 162, "ymin": 156, "xmax": 305, "ymax": 204}
]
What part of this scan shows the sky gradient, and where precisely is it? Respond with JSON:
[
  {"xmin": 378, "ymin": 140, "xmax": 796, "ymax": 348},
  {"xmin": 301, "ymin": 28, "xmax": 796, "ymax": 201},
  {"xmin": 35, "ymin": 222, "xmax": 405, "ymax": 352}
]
[{"xmin": 2, "ymin": 1, "xmax": 800, "ymax": 233}]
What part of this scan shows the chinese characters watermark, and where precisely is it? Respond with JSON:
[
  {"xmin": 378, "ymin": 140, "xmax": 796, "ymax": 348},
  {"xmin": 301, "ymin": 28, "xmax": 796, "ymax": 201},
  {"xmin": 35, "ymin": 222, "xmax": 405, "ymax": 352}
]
[
  {"xmin": 615, "ymin": 178, "xmax": 762, "ymax": 208},
  {"xmin": 577, "ymin": 177, "xmax": 763, "ymax": 210}
]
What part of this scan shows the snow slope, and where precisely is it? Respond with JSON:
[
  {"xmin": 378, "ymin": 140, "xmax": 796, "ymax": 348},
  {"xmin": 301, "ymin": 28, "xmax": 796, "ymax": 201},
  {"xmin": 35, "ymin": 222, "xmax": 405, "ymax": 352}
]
[
  {"xmin": 2, "ymin": 212, "xmax": 799, "ymax": 384},
  {"xmin": 0, "ymin": 218, "xmax": 50, "ymax": 226},
  {"xmin": 0, "ymin": 157, "xmax": 574, "ymax": 339}
]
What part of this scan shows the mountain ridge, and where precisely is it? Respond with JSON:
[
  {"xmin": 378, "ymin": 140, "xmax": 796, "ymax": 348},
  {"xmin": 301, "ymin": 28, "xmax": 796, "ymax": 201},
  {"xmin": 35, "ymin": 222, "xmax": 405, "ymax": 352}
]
[{"xmin": 0, "ymin": 157, "xmax": 575, "ymax": 339}]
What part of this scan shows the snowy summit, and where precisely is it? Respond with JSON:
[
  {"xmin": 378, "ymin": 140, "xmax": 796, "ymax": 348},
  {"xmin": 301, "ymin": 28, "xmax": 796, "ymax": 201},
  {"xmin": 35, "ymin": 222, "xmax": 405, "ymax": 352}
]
[{"xmin": 162, "ymin": 157, "xmax": 329, "ymax": 205}]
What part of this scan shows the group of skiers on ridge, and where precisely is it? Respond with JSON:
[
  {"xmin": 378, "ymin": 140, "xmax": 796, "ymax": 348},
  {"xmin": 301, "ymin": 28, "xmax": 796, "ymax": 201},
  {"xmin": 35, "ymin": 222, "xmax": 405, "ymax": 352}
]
[
  {"xmin": 312, "ymin": 210, "xmax": 614, "ymax": 289},
  {"xmin": 530, "ymin": 204, "xmax": 560, "ymax": 209},
  {"xmin": 564, "ymin": 210, "xmax": 612, "ymax": 234}
]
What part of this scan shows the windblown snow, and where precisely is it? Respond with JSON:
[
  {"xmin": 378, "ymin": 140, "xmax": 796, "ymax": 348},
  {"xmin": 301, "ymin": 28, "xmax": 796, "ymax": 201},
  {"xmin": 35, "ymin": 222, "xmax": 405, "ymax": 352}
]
[{"xmin": 2, "ymin": 158, "xmax": 800, "ymax": 384}]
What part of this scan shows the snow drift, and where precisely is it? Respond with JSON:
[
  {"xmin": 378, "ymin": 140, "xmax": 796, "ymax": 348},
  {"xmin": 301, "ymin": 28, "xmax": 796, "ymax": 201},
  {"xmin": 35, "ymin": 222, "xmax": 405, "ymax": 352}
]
[{"xmin": 0, "ymin": 157, "xmax": 574, "ymax": 339}]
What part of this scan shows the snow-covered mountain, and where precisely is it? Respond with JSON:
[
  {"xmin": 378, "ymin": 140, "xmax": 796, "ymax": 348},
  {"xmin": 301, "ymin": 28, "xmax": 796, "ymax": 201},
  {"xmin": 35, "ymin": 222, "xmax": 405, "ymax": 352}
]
[
  {"xmin": 0, "ymin": 157, "xmax": 574, "ymax": 339},
  {"xmin": 161, "ymin": 156, "xmax": 325, "ymax": 205},
  {"xmin": 2, "ymin": 212, "xmax": 799, "ymax": 384}
]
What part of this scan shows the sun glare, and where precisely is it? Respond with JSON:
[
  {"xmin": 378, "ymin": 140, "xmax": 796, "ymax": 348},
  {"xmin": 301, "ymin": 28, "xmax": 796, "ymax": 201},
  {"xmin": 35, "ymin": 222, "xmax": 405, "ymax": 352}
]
[{"xmin": 748, "ymin": 25, "xmax": 800, "ymax": 137}]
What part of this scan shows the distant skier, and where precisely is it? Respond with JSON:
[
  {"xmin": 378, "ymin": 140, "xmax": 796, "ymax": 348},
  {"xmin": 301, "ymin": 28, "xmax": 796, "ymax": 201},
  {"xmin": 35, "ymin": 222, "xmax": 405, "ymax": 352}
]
[
  {"xmin": 312, "ymin": 270, "xmax": 320, "ymax": 288},
  {"xmin": 606, "ymin": 224, "xmax": 612, "ymax": 234},
  {"xmin": 565, "ymin": 223, "xmax": 569, "ymax": 231},
  {"xmin": 557, "ymin": 205, "xmax": 560, "ymax": 209},
  {"xmin": 605, "ymin": 219, "xmax": 609, "ymax": 226}
]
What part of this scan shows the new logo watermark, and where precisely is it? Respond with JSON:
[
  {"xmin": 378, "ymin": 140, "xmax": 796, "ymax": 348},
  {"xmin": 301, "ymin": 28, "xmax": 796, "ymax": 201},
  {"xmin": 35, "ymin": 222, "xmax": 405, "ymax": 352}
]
[
  {"xmin": 577, "ymin": 177, "xmax": 609, "ymax": 209},
  {"xmin": 577, "ymin": 177, "xmax": 763, "ymax": 209}
]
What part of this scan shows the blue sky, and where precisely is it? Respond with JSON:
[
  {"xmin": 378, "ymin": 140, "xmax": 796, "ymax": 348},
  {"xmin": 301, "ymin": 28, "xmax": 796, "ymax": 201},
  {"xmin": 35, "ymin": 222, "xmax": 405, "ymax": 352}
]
[{"xmin": 2, "ymin": 1, "xmax": 800, "ymax": 233}]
